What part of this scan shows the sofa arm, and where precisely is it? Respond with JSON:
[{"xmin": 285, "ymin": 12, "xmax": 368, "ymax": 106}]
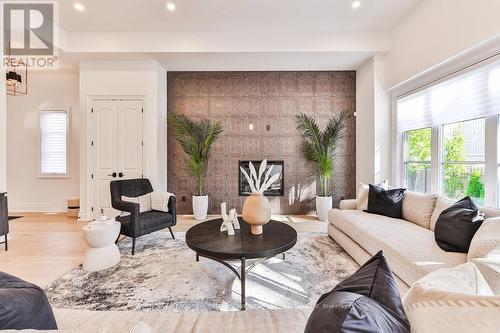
[
  {"xmin": 468, "ymin": 217, "xmax": 500, "ymax": 261},
  {"xmin": 339, "ymin": 199, "xmax": 357, "ymax": 210}
]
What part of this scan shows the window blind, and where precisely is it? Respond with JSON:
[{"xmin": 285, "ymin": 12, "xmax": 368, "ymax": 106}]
[
  {"xmin": 397, "ymin": 58, "xmax": 500, "ymax": 132},
  {"xmin": 40, "ymin": 110, "xmax": 68, "ymax": 175}
]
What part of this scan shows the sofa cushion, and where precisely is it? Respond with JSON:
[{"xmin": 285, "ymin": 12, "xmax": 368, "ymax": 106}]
[
  {"xmin": 365, "ymin": 185, "xmax": 405, "ymax": 219},
  {"xmin": 402, "ymin": 191, "xmax": 437, "ymax": 229},
  {"xmin": 434, "ymin": 197, "xmax": 485, "ymax": 253},
  {"xmin": 402, "ymin": 263, "xmax": 500, "ymax": 333},
  {"xmin": 304, "ymin": 251, "xmax": 410, "ymax": 333},
  {"xmin": 356, "ymin": 181, "xmax": 389, "ymax": 211},
  {"xmin": 0, "ymin": 271, "xmax": 58, "ymax": 330},
  {"xmin": 430, "ymin": 196, "xmax": 454, "ymax": 231},
  {"xmin": 330, "ymin": 209, "xmax": 467, "ymax": 286}
]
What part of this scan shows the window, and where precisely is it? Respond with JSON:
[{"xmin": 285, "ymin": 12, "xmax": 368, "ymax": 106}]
[
  {"xmin": 404, "ymin": 128, "xmax": 431, "ymax": 193},
  {"xmin": 397, "ymin": 57, "xmax": 500, "ymax": 207},
  {"xmin": 39, "ymin": 109, "xmax": 68, "ymax": 177},
  {"xmin": 442, "ymin": 119, "xmax": 485, "ymax": 205}
]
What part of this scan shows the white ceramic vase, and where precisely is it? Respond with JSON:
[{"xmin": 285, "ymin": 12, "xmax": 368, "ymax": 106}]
[
  {"xmin": 242, "ymin": 193, "xmax": 271, "ymax": 235},
  {"xmin": 316, "ymin": 195, "xmax": 332, "ymax": 221},
  {"xmin": 193, "ymin": 195, "xmax": 208, "ymax": 221}
]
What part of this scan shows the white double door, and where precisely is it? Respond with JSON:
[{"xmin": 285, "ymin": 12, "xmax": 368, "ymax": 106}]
[{"xmin": 91, "ymin": 99, "xmax": 143, "ymax": 218}]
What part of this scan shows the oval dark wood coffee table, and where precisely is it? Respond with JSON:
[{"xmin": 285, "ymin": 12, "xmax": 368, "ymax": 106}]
[{"xmin": 185, "ymin": 217, "xmax": 297, "ymax": 310}]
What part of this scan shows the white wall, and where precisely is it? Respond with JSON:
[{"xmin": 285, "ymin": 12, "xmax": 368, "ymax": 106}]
[
  {"xmin": 385, "ymin": 0, "xmax": 500, "ymax": 89},
  {"xmin": 356, "ymin": 58, "xmax": 375, "ymax": 188},
  {"xmin": 79, "ymin": 61, "xmax": 167, "ymax": 220},
  {"xmin": 356, "ymin": 55, "xmax": 392, "ymax": 187},
  {"xmin": 6, "ymin": 74, "xmax": 80, "ymax": 212}
]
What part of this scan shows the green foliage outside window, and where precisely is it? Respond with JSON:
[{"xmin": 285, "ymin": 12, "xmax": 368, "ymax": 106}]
[
  {"xmin": 443, "ymin": 126, "xmax": 466, "ymax": 199},
  {"xmin": 406, "ymin": 128, "xmax": 431, "ymax": 178},
  {"xmin": 407, "ymin": 124, "xmax": 485, "ymax": 202},
  {"xmin": 466, "ymin": 169, "xmax": 485, "ymax": 200}
]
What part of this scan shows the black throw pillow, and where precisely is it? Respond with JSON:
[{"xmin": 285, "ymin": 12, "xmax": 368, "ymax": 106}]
[
  {"xmin": 434, "ymin": 196, "xmax": 485, "ymax": 253},
  {"xmin": 0, "ymin": 271, "xmax": 58, "ymax": 330},
  {"xmin": 304, "ymin": 251, "xmax": 410, "ymax": 333},
  {"xmin": 365, "ymin": 184, "xmax": 406, "ymax": 218}
]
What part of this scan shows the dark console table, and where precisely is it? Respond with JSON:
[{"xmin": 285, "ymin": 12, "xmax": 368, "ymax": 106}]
[
  {"xmin": 185, "ymin": 218, "xmax": 297, "ymax": 310},
  {"xmin": 0, "ymin": 192, "xmax": 8, "ymax": 251}
]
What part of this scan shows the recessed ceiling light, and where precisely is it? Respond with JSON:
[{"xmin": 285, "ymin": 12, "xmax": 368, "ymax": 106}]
[
  {"xmin": 166, "ymin": 2, "xmax": 176, "ymax": 11},
  {"xmin": 74, "ymin": 3, "xmax": 85, "ymax": 11},
  {"xmin": 351, "ymin": 1, "xmax": 361, "ymax": 9}
]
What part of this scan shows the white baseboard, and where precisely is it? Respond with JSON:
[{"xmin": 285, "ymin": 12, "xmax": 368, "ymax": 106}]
[{"xmin": 8, "ymin": 202, "xmax": 67, "ymax": 213}]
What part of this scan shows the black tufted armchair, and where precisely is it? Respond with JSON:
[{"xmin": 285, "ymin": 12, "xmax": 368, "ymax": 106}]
[{"xmin": 110, "ymin": 178, "xmax": 176, "ymax": 255}]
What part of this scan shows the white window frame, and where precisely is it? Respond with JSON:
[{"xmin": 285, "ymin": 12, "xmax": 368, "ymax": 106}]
[
  {"xmin": 37, "ymin": 107, "xmax": 70, "ymax": 178},
  {"xmin": 402, "ymin": 128, "xmax": 432, "ymax": 193},
  {"xmin": 398, "ymin": 117, "xmax": 498, "ymax": 207}
]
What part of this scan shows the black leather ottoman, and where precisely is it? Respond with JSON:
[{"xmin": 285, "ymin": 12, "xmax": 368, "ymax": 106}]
[{"xmin": 0, "ymin": 271, "xmax": 57, "ymax": 330}]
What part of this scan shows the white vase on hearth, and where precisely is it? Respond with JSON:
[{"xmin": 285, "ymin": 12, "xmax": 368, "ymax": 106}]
[
  {"xmin": 316, "ymin": 195, "xmax": 332, "ymax": 221},
  {"xmin": 193, "ymin": 195, "xmax": 208, "ymax": 221}
]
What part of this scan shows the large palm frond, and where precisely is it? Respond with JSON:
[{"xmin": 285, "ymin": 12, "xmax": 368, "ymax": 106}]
[
  {"xmin": 168, "ymin": 112, "xmax": 224, "ymax": 195},
  {"xmin": 295, "ymin": 111, "xmax": 347, "ymax": 196}
]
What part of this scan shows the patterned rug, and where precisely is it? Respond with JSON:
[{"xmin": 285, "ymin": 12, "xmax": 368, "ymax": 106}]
[{"xmin": 46, "ymin": 231, "xmax": 358, "ymax": 312}]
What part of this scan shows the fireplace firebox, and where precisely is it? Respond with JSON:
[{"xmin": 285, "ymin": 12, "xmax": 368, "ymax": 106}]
[{"xmin": 239, "ymin": 160, "xmax": 284, "ymax": 196}]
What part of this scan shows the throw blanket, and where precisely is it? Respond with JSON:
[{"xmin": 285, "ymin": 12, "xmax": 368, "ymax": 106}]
[{"xmin": 150, "ymin": 192, "xmax": 175, "ymax": 212}]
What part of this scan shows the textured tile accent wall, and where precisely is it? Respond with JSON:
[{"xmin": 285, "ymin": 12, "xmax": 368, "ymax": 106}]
[{"xmin": 167, "ymin": 71, "xmax": 356, "ymax": 215}]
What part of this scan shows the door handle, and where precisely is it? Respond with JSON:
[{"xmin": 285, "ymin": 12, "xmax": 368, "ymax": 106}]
[
  {"xmin": 107, "ymin": 172, "xmax": 117, "ymax": 177},
  {"xmin": 118, "ymin": 172, "xmax": 124, "ymax": 178}
]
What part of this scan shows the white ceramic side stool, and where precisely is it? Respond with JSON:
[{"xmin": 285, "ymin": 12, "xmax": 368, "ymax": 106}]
[{"xmin": 82, "ymin": 220, "xmax": 121, "ymax": 272}]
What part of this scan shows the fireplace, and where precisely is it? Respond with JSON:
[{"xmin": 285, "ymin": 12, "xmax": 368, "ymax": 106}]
[{"xmin": 239, "ymin": 160, "xmax": 284, "ymax": 196}]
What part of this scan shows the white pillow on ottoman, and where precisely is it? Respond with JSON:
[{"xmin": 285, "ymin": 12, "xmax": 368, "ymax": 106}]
[{"xmin": 402, "ymin": 262, "xmax": 500, "ymax": 333}]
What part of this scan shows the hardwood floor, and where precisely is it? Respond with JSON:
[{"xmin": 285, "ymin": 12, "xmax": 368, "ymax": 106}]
[{"xmin": 0, "ymin": 213, "xmax": 326, "ymax": 287}]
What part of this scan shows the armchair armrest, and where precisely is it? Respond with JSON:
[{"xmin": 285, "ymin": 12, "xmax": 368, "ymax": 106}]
[
  {"xmin": 168, "ymin": 196, "xmax": 177, "ymax": 226},
  {"xmin": 339, "ymin": 199, "xmax": 357, "ymax": 210}
]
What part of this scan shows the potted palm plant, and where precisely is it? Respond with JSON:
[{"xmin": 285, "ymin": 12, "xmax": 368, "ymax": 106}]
[
  {"xmin": 168, "ymin": 112, "xmax": 223, "ymax": 220},
  {"xmin": 295, "ymin": 111, "xmax": 347, "ymax": 221}
]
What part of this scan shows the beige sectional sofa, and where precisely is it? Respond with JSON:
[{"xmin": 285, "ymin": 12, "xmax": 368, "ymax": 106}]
[{"xmin": 328, "ymin": 191, "xmax": 500, "ymax": 294}]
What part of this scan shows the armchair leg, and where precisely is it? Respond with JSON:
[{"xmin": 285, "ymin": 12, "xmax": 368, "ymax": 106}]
[
  {"xmin": 4, "ymin": 235, "xmax": 7, "ymax": 251},
  {"xmin": 168, "ymin": 227, "xmax": 175, "ymax": 239},
  {"xmin": 132, "ymin": 237, "xmax": 136, "ymax": 255},
  {"xmin": 115, "ymin": 234, "xmax": 120, "ymax": 244}
]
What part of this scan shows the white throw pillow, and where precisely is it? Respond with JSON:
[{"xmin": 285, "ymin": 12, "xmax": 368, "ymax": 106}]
[
  {"xmin": 355, "ymin": 180, "xmax": 389, "ymax": 210},
  {"xmin": 429, "ymin": 196, "xmax": 454, "ymax": 231},
  {"xmin": 403, "ymin": 262, "xmax": 500, "ymax": 333},
  {"xmin": 121, "ymin": 193, "xmax": 152, "ymax": 213},
  {"xmin": 150, "ymin": 192, "xmax": 175, "ymax": 212},
  {"xmin": 402, "ymin": 191, "xmax": 438, "ymax": 229}
]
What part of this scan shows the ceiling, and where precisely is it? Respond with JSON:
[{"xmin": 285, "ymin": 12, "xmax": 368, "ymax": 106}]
[
  {"xmin": 54, "ymin": 0, "xmax": 420, "ymax": 71},
  {"xmin": 59, "ymin": 0, "xmax": 419, "ymax": 33}
]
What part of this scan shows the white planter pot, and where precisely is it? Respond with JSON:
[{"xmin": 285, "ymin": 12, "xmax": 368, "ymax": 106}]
[
  {"xmin": 193, "ymin": 195, "xmax": 208, "ymax": 221},
  {"xmin": 316, "ymin": 196, "xmax": 332, "ymax": 221},
  {"xmin": 242, "ymin": 193, "xmax": 271, "ymax": 235}
]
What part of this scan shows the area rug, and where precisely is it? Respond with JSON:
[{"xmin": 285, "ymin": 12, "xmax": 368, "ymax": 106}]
[{"xmin": 46, "ymin": 231, "xmax": 359, "ymax": 312}]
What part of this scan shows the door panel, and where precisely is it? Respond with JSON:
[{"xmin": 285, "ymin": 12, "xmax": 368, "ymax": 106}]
[
  {"xmin": 91, "ymin": 99, "xmax": 143, "ymax": 219},
  {"xmin": 117, "ymin": 100, "xmax": 143, "ymax": 178}
]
